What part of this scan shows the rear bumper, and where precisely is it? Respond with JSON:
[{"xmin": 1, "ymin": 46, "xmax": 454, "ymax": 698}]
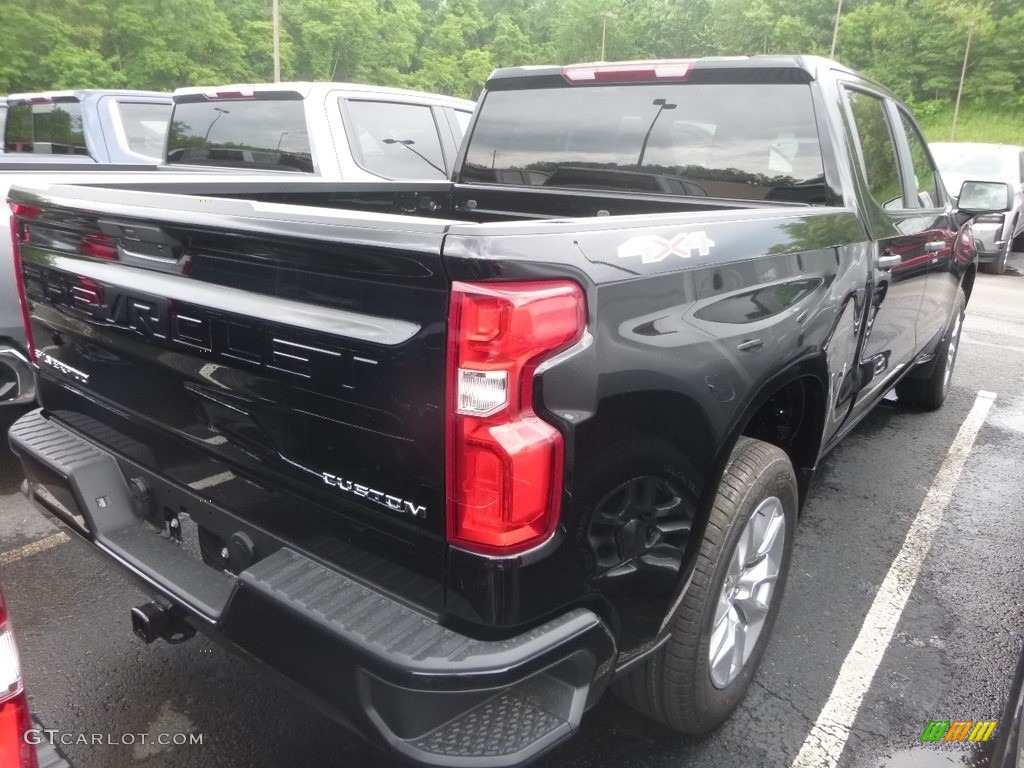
[
  {"xmin": 971, "ymin": 220, "xmax": 1009, "ymax": 261},
  {"xmin": 0, "ymin": 344, "xmax": 35, "ymax": 406},
  {"xmin": 8, "ymin": 409, "xmax": 616, "ymax": 767}
]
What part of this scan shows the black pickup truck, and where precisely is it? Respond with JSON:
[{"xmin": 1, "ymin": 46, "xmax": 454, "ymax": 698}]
[{"xmin": 5, "ymin": 56, "xmax": 1012, "ymax": 766}]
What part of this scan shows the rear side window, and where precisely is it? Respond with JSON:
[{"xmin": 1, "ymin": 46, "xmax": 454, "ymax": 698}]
[
  {"xmin": 461, "ymin": 83, "xmax": 826, "ymax": 202},
  {"xmin": 844, "ymin": 89, "xmax": 902, "ymax": 208},
  {"xmin": 166, "ymin": 99, "xmax": 313, "ymax": 172},
  {"xmin": 117, "ymin": 102, "xmax": 172, "ymax": 161},
  {"xmin": 453, "ymin": 110, "xmax": 472, "ymax": 136},
  {"xmin": 898, "ymin": 110, "xmax": 941, "ymax": 209},
  {"xmin": 345, "ymin": 100, "xmax": 447, "ymax": 180},
  {"xmin": 4, "ymin": 101, "xmax": 87, "ymax": 155}
]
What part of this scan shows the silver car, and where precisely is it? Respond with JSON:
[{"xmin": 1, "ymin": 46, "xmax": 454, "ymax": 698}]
[{"xmin": 930, "ymin": 142, "xmax": 1024, "ymax": 274}]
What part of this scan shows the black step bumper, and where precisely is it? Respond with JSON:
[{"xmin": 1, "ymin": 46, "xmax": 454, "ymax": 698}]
[{"xmin": 9, "ymin": 409, "xmax": 616, "ymax": 767}]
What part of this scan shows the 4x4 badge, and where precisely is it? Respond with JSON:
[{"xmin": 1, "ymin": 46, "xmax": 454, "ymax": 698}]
[{"xmin": 618, "ymin": 231, "xmax": 716, "ymax": 264}]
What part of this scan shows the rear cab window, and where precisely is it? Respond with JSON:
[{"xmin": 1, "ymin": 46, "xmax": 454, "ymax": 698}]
[
  {"xmin": 343, "ymin": 99, "xmax": 448, "ymax": 179},
  {"xmin": 117, "ymin": 101, "xmax": 172, "ymax": 161},
  {"xmin": 461, "ymin": 81, "xmax": 827, "ymax": 202},
  {"xmin": 842, "ymin": 88, "xmax": 903, "ymax": 209},
  {"xmin": 843, "ymin": 86, "xmax": 946, "ymax": 213},
  {"xmin": 4, "ymin": 99, "xmax": 87, "ymax": 155},
  {"xmin": 166, "ymin": 96, "xmax": 313, "ymax": 172}
]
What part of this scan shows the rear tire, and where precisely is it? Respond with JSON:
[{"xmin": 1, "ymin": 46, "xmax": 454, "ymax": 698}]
[
  {"xmin": 896, "ymin": 287, "xmax": 966, "ymax": 411},
  {"xmin": 612, "ymin": 437, "xmax": 797, "ymax": 734}
]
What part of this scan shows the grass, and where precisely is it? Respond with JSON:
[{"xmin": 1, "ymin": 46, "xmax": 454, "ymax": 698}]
[{"xmin": 918, "ymin": 103, "xmax": 1024, "ymax": 146}]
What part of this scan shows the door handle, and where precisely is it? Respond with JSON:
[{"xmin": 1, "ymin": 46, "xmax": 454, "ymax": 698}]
[
  {"xmin": 875, "ymin": 253, "xmax": 901, "ymax": 270},
  {"xmin": 924, "ymin": 241, "xmax": 947, "ymax": 252}
]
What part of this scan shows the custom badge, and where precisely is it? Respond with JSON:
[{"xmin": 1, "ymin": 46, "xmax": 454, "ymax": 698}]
[
  {"xmin": 618, "ymin": 231, "xmax": 716, "ymax": 264},
  {"xmin": 322, "ymin": 472, "xmax": 427, "ymax": 519}
]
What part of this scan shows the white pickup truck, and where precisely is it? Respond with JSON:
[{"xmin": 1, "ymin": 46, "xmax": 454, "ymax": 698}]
[
  {"xmin": 165, "ymin": 81, "xmax": 475, "ymax": 181},
  {"xmin": 2, "ymin": 89, "xmax": 172, "ymax": 163},
  {"xmin": 0, "ymin": 82, "xmax": 475, "ymax": 406}
]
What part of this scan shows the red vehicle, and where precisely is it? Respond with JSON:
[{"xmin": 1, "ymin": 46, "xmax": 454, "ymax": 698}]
[
  {"xmin": 0, "ymin": 582, "xmax": 69, "ymax": 768},
  {"xmin": 0, "ymin": 583, "xmax": 36, "ymax": 768}
]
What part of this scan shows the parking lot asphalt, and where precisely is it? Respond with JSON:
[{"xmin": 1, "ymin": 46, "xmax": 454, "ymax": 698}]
[{"xmin": 2, "ymin": 259, "xmax": 1023, "ymax": 768}]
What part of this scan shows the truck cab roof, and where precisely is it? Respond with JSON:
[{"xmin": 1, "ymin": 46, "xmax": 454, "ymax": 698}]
[
  {"xmin": 172, "ymin": 81, "xmax": 474, "ymax": 111},
  {"xmin": 486, "ymin": 55, "xmax": 889, "ymax": 96},
  {"xmin": 6, "ymin": 89, "xmax": 169, "ymax": 104}
]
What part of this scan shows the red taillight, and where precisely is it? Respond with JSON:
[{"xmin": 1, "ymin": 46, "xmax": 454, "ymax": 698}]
[
  {"xmin": 0, "ymin": 589, "xmax": 37, "ymax": 768},
  {"xmin": 7, "ymin": 201, "xmax": 42, "ymax": 363},
  {"xmin": 79, "ymin": 233, "xmax": 118, "ymax": 261},
  {"xmin": 562, "ymin": 60, "xmax": 693, "ymax": 83},
  {"xmin": 446, "ymin": 281, "xmax": 586, "ymax": 555},
  {"xmin": 0, "ymin": 694, "xmax": 35, "ymax": 768},
  {"xmin": 7, "ymin": 203, "xmax": 41, "ymax": 221}
]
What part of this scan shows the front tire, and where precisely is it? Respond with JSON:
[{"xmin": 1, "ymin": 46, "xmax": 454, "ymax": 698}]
[
  {"xmin": 896, "ymin": 286, "xmax": 966, "ymax": 410},
  {"xmin": 613, "ymin": 437, "xmax": 797, "ymax": 734}
]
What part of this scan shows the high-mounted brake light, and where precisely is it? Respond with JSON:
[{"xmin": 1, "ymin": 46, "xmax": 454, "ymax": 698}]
[
  {"xmin": 562, "ymin": 60, "xmax": 693, "ymax": 84},
  {"xmin": 203, "ymin": 89, "xmax": 255, "ymax": 100},
  {"xmin": 446, "ymin": 281, "xmax": 586, "ymax": 555},
  {"xmin": 0, "ymin": 588, "xmax": 38, "ymax": 768},
  {"xmin": 7, "ymin": 202, "xmax": 42, "ymax": 363}
]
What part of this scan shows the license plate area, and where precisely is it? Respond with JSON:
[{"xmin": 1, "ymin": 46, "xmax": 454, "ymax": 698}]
[
  {"xmin": 111, "ymin": 458, "xmax": 280, "ymax": 579},
  {"xmin": 23, "ymin": 460, "xmax": 90, "ymax": 535}
]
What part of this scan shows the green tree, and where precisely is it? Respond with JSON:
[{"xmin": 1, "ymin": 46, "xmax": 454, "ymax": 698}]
[
  {"xmin": 544, "ymin": 0, "xmax": 629, "ymax": 63},
  {"xmin": 625, "ymin": 0, "xmax": 715, "ymax": 59},
  {"xmin": 106, "ymin": 0, "xmax": 252, "ymax": 88},
  {"xmin": 0, "ymin": 0, "xmax": 1021, "ymax": 145},
  {"xmin": 488, "ymin": 13, "xmax": 551, "ymax": 68},
  {"xmin": 838, "ymin": 2, "xmax": 920, "ymax": 99},
  {"xmin": 407, "ymin": 0, "xmax": 493, "ymax": 96}
]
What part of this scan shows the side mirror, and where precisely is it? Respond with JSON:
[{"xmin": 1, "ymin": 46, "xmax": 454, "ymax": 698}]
[{"xmin": 957, "ymin": 180, "xmax": 1013, "ymax": 214}]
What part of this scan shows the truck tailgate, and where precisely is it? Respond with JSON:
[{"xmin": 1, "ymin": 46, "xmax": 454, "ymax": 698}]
[{"xmin": 10, "ymin": 184, "xmax": 458, "ymax": 608}]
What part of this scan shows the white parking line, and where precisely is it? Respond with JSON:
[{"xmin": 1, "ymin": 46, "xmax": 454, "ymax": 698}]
[
  {"xmin": 791, "ymin": 390, "xmax": 997, "ymax": 768},
  {"xmin": 962, "ymin": 337, "xmax": 1024, "ymax": 356},
  {"xmin": 0, "ymin": 532, "xmax": 71, "ymax": 567}
]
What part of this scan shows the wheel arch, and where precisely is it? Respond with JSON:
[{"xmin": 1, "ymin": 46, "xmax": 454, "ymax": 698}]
[
  {"xmin": 572, "ymin": 358, "xmax": 829, "ymax": 507},
  {"xmin": 961, "ymin": 263, "xmax": 977, "ymax": 305},
  {"xmin": 731, "ymin": 362, "xmax": 829, "ymax": 508},
  {"xmin": 568, "ymin": 359, "xmax": 830, "ymax": 659}
]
